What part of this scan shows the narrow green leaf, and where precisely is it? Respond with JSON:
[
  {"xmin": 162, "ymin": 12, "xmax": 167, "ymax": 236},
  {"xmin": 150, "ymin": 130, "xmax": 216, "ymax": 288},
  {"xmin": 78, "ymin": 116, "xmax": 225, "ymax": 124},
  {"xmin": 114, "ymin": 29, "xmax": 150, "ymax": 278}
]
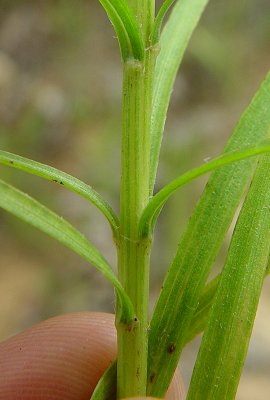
[
  {"xmin": 187, "ymin": 154, "xmax": 270, "ymax": 400},
  {"xmin": 149, "ymin": 0, "xmax": 209, "ymax": 193},
  {"xmin": 184, "ymin": 257, "xmax": 270, "ymax": 346},
  {"xmin": 0, "ymin": 150, "xmax": 119, "ymax": 237},
  {"xmin": 140, "ymin": 143, "xmax": 270, "ymax": 237},
  {"xmin": 183, "ymin": 274, "xmax": 219, "ymax": 346},
  {"xmin": 151, "ymin": 0, "xmax": 176, "ymax": 44},
  {"xmin": 266, "ymin": 256, "xmax": 270, "ymax": 275},
  {"xmin": 147, "ymin": 72, "xmax": 270, "ymax": 397},
  {"xmin": 0, "ymin": 179, "xmax": 134, "ymax": 325},
  {"xmin": 90, "ymin": 361, "xmax": 117, "ymax": 400},
  {"xmin": 99, "ymin": 0, "xmax": 144, "ymax": 61}
]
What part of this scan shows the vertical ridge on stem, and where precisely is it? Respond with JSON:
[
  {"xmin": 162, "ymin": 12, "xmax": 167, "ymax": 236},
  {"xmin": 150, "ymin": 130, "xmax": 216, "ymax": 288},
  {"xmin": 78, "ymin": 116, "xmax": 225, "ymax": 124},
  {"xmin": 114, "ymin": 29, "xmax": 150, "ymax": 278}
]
[
  {"xmin": 117, "ymin": 59, "xmax": 150, "ymax": 398},
  {"xmin": 117, "ymin": 49, "xmax": 155, "ymax": 396},
  {"xmin": 116, "ymin": 0, "xmax": 156, "ymax": 396}
]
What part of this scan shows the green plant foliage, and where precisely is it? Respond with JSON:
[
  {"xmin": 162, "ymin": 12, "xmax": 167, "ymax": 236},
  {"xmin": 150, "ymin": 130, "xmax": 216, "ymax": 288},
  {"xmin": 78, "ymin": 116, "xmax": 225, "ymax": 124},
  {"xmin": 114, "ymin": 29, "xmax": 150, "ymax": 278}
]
[
  {"xmin": 140, "ymin": 142, "xmax": 270, "ymax": 237},
  {"xmin": 1, "ymin": 1, "xmax": 270, "ymax": 399},
  {"xmin": 91, "ymin": 361, "xmax": 117, "ymax": 400},
  {"xmin": 149, "ymin": 0, "xmax": 210, "ymax": 193},
  {"xmin": 187, "ymin": 154, "xmax": 270, "ymax": 399},
  {"xmin": 184, "ymin": 257, "xmax": 270, "ymax": 346},
  {"xmin": 147, "ymin": 72, "xmax": 270, "ymax": 397},
  {"xmin": 151, "ymin": 0, "xmax": 176, "ymax": 44},
  {"xmin": 184, "ymin": 274, "xmax": 220, "ymax": 345},
  {"xmin": 99, "ymin": 0, "xmax": 145, "ymax": 61},
  {"xmin": 0, "ymin": 150, "xmax": 119, "ymax": 236},
  {"xmin": 0, "ymin": 179, "xmax": 134, "ymax": 325}
]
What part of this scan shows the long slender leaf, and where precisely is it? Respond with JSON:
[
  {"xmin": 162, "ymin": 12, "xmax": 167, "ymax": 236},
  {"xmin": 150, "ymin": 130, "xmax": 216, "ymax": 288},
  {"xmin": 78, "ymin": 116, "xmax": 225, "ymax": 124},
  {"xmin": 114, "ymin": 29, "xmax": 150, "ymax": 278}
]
[
  {"xmin": 88, "ymin": 259, "xmax": 270, "ymax": 400},
  {"xmin": 140, "ymin": 143, "xmax": 270, "ymax": 237},
  {"xmin": 151, "ymin": 0, "xmax": 176, "ymax": 44},
  {"xmin": 266, "ymin": 257, "xmax": 270, "ymax": 275},
  {"xmin": 99, "ymin": 0, "xmax": 144, "ymax": 61},
  {"xmin": 147, "ymin": 72, "xmax": 270, "ymax": 397},
  {"xmin": 187, "ymin": 154, "xmax": 270, "ymax": 400},
  {"xmin": 149, "ymin": 0, "xmax": 209, "ymax": 193},
  {"xmin": 0, "ymin": 179, "xmax": 134, "ymax": 325},
  {"xmin": 90, "ymin": 361, "xmax": 117, "ymax": 400},
  {"xmin": 184, "ymin": 257, "xmax": 270, "ymax": 346},
  {"xmin": 183, "ymin": 274, "xmax": 219, "ymax": 346},
  {"xmin": 0, "ymin": 150, "xmax": 119, "ymax": 236}
]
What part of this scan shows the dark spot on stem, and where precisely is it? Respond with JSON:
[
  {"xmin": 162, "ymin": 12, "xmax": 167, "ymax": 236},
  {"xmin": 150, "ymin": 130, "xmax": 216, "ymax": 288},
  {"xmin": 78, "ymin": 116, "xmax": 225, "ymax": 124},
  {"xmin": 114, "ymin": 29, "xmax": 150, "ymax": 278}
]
[
  {"xmin": 149, "ymin": 373, "xmax": 155, "ymax": 383},
  {"xmin": 9, "ymin": 160, "xmax": 14, "ymax": 164},
  {"xmin": 52, "ymin": 179, "xmax": 64, "ymax": 186},
  {"xmin": 168, "ymin": 343, "xmax": 176, "ymax": 354},
  {"xmin": 125, "ymin": 324, "xmax": 133, "ymax": 332}
]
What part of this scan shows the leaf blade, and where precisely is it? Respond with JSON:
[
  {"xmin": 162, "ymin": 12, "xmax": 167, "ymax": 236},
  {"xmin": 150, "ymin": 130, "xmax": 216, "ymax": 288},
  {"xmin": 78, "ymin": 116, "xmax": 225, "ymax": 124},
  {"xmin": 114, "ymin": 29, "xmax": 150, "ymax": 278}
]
[
  {"xmin": 0, "ymin": 179, "xmax": 134, "ymax": 325},
  {"xmin": 187, "ymin": 154, "xmax": 270, "ymax": 399},
  {"xmin": 140, "ymin": 142, "xmax": 270, "ymax": 237},
  {"xmin": 149, "ymin": 0, "xmax": 210, "ymax": 193},
  {"xmin": 147, "ymin": 72, "xmax": 270, "ymax": 397},
  {"xmin": 99, "ymin": 0, "xmax": 144, "ymax": 61},
  {"xmin": 184, "ymin": 256, "xmax": 270, "ymax": 346},
  {"xmin": 90, "ymin": 361, "xmax": 117, "ymax": 400},
  {"xmin": 183, "ymin": 274, "xmax": 219, "ymax": 345},
  {"xmin": 0, "ymin": 150, "xmax": 119, "ymax": 236},
  {"xmin": 151, "ymin": 0, "xmax": 176, "ymax": 44}
]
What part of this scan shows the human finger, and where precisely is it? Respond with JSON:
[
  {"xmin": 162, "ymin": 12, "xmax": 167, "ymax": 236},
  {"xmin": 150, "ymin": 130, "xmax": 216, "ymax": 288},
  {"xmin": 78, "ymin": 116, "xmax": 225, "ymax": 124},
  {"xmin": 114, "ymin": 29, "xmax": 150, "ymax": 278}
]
[
  {"xmin": 0, "ymin": 312, "xmax": 185, "ymax": 399},
  {"xmin": 0, "ymin": 312, "xmax": 116, "ymax": 399}
]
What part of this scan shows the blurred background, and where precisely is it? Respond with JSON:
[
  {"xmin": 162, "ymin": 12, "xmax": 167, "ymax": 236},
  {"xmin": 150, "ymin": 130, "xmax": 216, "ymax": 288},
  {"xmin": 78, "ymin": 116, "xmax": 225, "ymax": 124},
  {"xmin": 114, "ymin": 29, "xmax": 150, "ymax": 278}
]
[{"xmin": 0, "ymin": 0, "xmax": 269, "ymax": 398}]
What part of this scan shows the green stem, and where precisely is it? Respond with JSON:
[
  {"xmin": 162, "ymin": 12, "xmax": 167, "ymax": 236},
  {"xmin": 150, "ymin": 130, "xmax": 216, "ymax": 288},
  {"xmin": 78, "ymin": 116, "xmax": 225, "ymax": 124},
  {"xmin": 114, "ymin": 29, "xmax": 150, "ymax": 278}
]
[
  {"xmin": 128, "ymin": 0, "xmax": 155, "ymax": 42},
  {"xmin": 116, "ymin": 37, "xmax": 156, "ymax": 400},
  {"xmin": 116, "ymin": 60, "xmax": 147, "ymax": 399}
]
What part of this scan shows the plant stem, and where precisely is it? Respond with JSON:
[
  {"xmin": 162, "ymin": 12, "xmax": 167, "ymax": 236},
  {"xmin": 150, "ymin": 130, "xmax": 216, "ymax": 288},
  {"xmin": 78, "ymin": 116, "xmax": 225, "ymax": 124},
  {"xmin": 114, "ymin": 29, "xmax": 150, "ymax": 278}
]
[
  {"xmin": 116, "ymin": 16, "xmax": 157, "ymax": 397},
  {"xmin": 128, "ymin": 0, "xmax": 155, "ymax": 42}
]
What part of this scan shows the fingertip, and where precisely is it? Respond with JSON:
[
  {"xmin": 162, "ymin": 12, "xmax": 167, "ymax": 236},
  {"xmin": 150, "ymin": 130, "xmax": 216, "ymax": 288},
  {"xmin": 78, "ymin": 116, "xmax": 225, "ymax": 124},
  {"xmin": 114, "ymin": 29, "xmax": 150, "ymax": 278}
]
[
  {"xmin": 0, "ymin": 312, "xmax": 116, "ymax": 399},
  {"xmin": 0, "ymin": 313, "xmax": 186, "ymax": 400}
]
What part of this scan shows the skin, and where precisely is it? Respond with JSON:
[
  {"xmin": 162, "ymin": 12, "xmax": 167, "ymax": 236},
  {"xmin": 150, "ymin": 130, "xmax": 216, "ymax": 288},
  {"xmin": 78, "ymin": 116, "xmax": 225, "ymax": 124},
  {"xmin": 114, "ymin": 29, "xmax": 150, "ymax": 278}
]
[{"xmin": 0, "ymin": 312, "xmax": 185, "ymax": 400}]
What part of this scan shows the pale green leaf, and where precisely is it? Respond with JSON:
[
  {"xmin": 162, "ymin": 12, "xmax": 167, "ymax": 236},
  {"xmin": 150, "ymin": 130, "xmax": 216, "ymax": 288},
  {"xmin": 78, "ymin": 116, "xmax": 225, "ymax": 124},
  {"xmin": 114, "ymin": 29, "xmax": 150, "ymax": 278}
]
[
  {"xmin": 0, "ymin": 150, "xmax": 119, "ymax": 236},
  {"xmin": 147, "ymin": 72, "xmax": 270, "ymax": 397},
  {"xmin": 0, "ymin": 179, "xmax": 134, "ymax": 325},
  {"xmin": 183, "ymin": 274, "xmax": 219, "ymax": 345},
  {"xmin": 149, "ymin": 0, "xmax": 209, "ymax": 193},
  {"xmin": 90, "ymin": 361, "xmax": 117, "ymax": 400},
  {"xmin": 151, "ymin": 0, "xmax": 176, "ymax": 44},
  {"xmin": 140, "ymin": 142, "xmax": 270, "ymax": 237},
  {"xmin": 184, "ymin": 257, "xmax": 270, "ymax": 346},
  {"xmin": 187, "ymin": 154, "xmax": 270, "ymax": 400}
]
